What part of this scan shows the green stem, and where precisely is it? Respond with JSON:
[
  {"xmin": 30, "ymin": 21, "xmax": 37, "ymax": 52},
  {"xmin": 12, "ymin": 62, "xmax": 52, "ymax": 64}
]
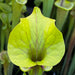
[
  {"xmin": 61, "ymin": 28, "xmax": 75, "ymax": 75},
  {"xmin": 5, "ymin": 34, "xmax": 13, "ymax": 75},
  {"xmin": 60, "ymin": 54, "xmax": 67, "ymax": 75},
  {"xmin": 56, "ymin": 8, "xmax": 69, "ymax": 31},
  {"xmin": 4, "ymin": 64, "xmax": 8, "ymax": 75},
  {"xmin": 0, "ymin": 64, "xmax": 2, "ymax": 75},
  {"xmin": 43, "ymin": 0, "xmax": 54, "ymax": 17},
  {"xmin": 1, "ymin": 30, "xmax": 5, "ymax": 51},
  {"xmin": 12, "ymin": 0, "xmax": 23, "ymax": 29},
  {"xmin": 68, "ymin": 53, "xmax": 75, "ymax": 75},
  {"xmin": 66, "ymin": 15, "xmax": 74, "ymax": 44},
  {"xmin": 23, "ymin": 72, "xmax": 26, "ymax": 75},
  {"xmin": 8, "ymin": 62, "xmax": 13, "ymax": 75},
  {"xmin": 0, "ymin": 26, "xmax": 1, "ymax": 75},
  {"xmin": 63, "ymin": 28, "xmax": 75, "ymax": 75},
  {"xmin": 28, "ymin": 66, "xmax": 43, "ymax": 75}
]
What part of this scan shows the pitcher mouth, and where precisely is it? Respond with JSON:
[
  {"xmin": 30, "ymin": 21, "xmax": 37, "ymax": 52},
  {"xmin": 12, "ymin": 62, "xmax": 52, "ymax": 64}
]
[{"xmin": 55, "ymin": 1, "xmax": 74, "ymax": 10}]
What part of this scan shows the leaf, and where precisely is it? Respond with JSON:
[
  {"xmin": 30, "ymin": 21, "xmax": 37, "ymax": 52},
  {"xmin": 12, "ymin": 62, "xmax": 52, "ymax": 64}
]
[
  {"xmin": 8, "ymin": 7, "xmax": 65, "ymax": 69},
  {"xmin": 0, "ymin": 13, "xmax": 12, "ymax": 25},
  {"xmin": 0, "ymin": 13, "xmax": 12, "ymax": 31},
  {"xmin": 0, "ymin": 3, "xmax": 11, "ymax": 13},
  {"xmin": 0, "ymin": 13, "xmax": 8, "ymax": 25},
  {"xmin": 0, "ymin": 0, "xmax": 3, "ymax": 2}
]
